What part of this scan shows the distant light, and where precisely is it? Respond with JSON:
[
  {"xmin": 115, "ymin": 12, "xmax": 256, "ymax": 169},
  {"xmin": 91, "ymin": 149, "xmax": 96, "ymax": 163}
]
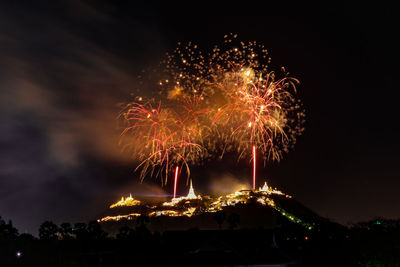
[
  {"xmin": 16, "ymin": 251, "xmax": 22, "ymax": 258},
  {"xmin": 375, "ymin": 220, "xmax": 381, "ymax": 225},
  {"xmin": 304, "ymin": 236, "xmax": 309, "ymax": 240}
]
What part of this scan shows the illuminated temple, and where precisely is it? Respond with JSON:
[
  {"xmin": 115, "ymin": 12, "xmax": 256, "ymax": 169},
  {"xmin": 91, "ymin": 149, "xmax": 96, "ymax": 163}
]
[
  {"xmin": 109, "ymin": 194, "xmax": 141, "ymax": 209},
  {"xmin": 98, "ymin": 181, "xmax": 313, "ymax": 231},
  {"xmin": 186, "ymin": 180, "xmax": 197, "ymax": 199}
]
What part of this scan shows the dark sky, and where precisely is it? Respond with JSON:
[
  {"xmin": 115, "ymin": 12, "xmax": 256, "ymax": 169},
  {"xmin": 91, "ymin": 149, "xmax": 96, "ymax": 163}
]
[{"xmin": 1, "ymin": 2, "xmax": 399, "ymax": 234}]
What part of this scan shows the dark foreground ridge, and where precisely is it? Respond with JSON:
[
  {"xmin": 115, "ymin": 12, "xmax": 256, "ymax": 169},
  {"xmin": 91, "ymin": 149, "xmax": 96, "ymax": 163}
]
[{"xmin": 1, "ymin": 214, "xmax": 400, "ymax": 266}]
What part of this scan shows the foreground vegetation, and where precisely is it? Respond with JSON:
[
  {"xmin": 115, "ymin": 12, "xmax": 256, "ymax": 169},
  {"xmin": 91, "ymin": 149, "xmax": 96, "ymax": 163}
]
[{"xmin": 1, "ymin": 215, "xmax": 399, "ymax": 266}]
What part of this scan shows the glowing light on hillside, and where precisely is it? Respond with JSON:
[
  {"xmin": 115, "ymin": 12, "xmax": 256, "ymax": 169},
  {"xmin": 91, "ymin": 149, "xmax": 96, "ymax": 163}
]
[
  {"xmin": 258, "ymin": 182, "xmax": 285, "ymax": 196},
  {"xmin": 163, "ymin": 179, "xmax": 200, "ymax": 207},
  {"xmin": 101, "ymin": 183, "xmax": 313, "ymax": 230},
  {"xmin": 110, "ymin": 194, "xmax": 141, "ymax": 208},
  {"xmin": 98, "ymin": 213, "xmax": 141, "ymax": 222}
]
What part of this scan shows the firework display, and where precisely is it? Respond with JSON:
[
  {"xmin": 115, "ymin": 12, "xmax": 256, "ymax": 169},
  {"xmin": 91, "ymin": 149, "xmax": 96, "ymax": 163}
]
[{"xmin": 120, "ymin": 34, "xmax": 305, "ymax": 186}]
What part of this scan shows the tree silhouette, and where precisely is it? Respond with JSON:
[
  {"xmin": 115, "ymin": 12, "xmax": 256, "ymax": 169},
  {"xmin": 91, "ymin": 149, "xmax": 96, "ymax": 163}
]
[
  {"xmin": 213, "ymin": 210, "xmax": 227, "ymax": 230},
  {"xmin": 39, "ymin": 221, "xmax": 59, "ymax": 240},
  {"xmin": 19, "ymin": 233, "xmax": 36, "ymax": 241},
  {"xmin": 227, "ymin": 213, "xmax": 240, "ymax": 229},
  {"xmin": 0, "ymin": 217, "xmax": 19, "ymax": 240},
  {"xmin": 60, "ymin": 222, "xmax": 73, "ymax": 240},
  {"xmin": 135, "ymin": 215, "xmax": 151, "ymax": 241},
  {"xmin": 116, "ymin": 226, "xmax": 135, "ymax": 240},
  {"xmin": 136, "ymin": 214, "xmax": 149, "ymax": 227},
  {"xmin": 87, "ymin": 220, "xmax": 108, "ymax": 240},
  {"xmin": 73, "ymin": 222, "xmax": 88, "ymax": 240}
]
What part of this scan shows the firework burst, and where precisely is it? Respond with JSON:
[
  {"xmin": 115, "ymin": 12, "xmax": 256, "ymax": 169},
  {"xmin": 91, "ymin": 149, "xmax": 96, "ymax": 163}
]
[
  {"xmin": 212, "ymin": 66, "xmax": 302, "ymax": 162},
  {"xmin": 161, "ymin": 33, "xmax": 304, "ymax": 163},
  {"xmin": 120, "ymin": 99, "xmax": 204, "ymax": 183},
  {"xmin": 121, "ymin": 34, "xmax": 305, "ymax": 186}
]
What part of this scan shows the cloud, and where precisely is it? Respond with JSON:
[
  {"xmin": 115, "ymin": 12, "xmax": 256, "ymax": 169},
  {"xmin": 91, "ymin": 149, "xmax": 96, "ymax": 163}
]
[
  {"xmin": 208, "ymin": 173, "xmax": 251, "ymax": 195},
  {"xmin": 0, "ymin": 1, "xmax": 167, "ymax": 233}
]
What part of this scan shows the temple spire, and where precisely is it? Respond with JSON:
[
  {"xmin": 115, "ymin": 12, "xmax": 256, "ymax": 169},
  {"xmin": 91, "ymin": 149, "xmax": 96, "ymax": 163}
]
[
  {"xmin": 259, "ymin": 182, "xmax": 269, "ymax": 192},
  {"xmin": 186, "ymin": 179, "xmax": 197, "ymax": 199}
]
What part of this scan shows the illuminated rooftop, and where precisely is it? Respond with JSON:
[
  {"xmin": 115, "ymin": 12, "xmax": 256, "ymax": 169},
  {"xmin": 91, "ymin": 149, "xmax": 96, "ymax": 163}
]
[{"xmin": 109, "ymin": 194, "xmax": 141, "ymax": 209}]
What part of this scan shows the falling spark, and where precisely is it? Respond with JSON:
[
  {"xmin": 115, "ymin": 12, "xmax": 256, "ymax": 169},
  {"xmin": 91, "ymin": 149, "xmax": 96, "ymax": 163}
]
[
  {"xmin": 253, "ymin": 145, "xmax": 256, "ymax": 190},
  {"xmin": 173, "ymin": 166, "xmax": 179, "ymax": 199}
]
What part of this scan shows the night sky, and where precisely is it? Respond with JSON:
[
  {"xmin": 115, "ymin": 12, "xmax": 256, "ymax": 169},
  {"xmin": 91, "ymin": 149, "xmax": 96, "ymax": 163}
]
[{"xmin": 1, "ymin": 2, "xmax": 399, "ymax": 234}]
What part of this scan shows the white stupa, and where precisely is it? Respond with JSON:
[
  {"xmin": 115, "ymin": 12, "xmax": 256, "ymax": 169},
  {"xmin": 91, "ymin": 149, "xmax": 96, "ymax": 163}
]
[{"xmin": 186, "ymin": 179, "xmax": 197, "ymax": 199}]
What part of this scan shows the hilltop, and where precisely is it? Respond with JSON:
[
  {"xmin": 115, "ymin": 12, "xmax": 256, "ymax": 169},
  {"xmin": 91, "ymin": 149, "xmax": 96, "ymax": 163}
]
[{"xmin": 98, "ymin": 182, "xmax": 335, "ymax": 235}]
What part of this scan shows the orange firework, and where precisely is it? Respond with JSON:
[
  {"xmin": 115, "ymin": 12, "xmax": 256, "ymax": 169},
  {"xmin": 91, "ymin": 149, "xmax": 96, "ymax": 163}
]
[
  {"xmin": 211, "ymin": 66, "xmax": 300, "ymax": 162},
  {"xmin": 122, "ymin": 34, "xmax": 305, "ymax": 187},
  {"xmin": 120, "ymin": 99, "xmax": 203, "ymax": 183},
  {"xmin": 160, "ymin": 33, "xmax": 304, "ymax": 166}
]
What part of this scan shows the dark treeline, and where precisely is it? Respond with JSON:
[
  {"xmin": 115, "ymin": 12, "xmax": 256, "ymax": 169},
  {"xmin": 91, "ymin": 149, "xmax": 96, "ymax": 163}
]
[{"xmin": 1, "ymin": 215, "xmax": 400, "ymax": 266}]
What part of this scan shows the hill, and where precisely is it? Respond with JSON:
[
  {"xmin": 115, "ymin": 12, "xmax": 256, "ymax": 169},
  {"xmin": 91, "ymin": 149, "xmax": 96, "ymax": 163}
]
[{"xmin": 98, "ymin": 182, "xmax": 337, "ymax": 235}]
